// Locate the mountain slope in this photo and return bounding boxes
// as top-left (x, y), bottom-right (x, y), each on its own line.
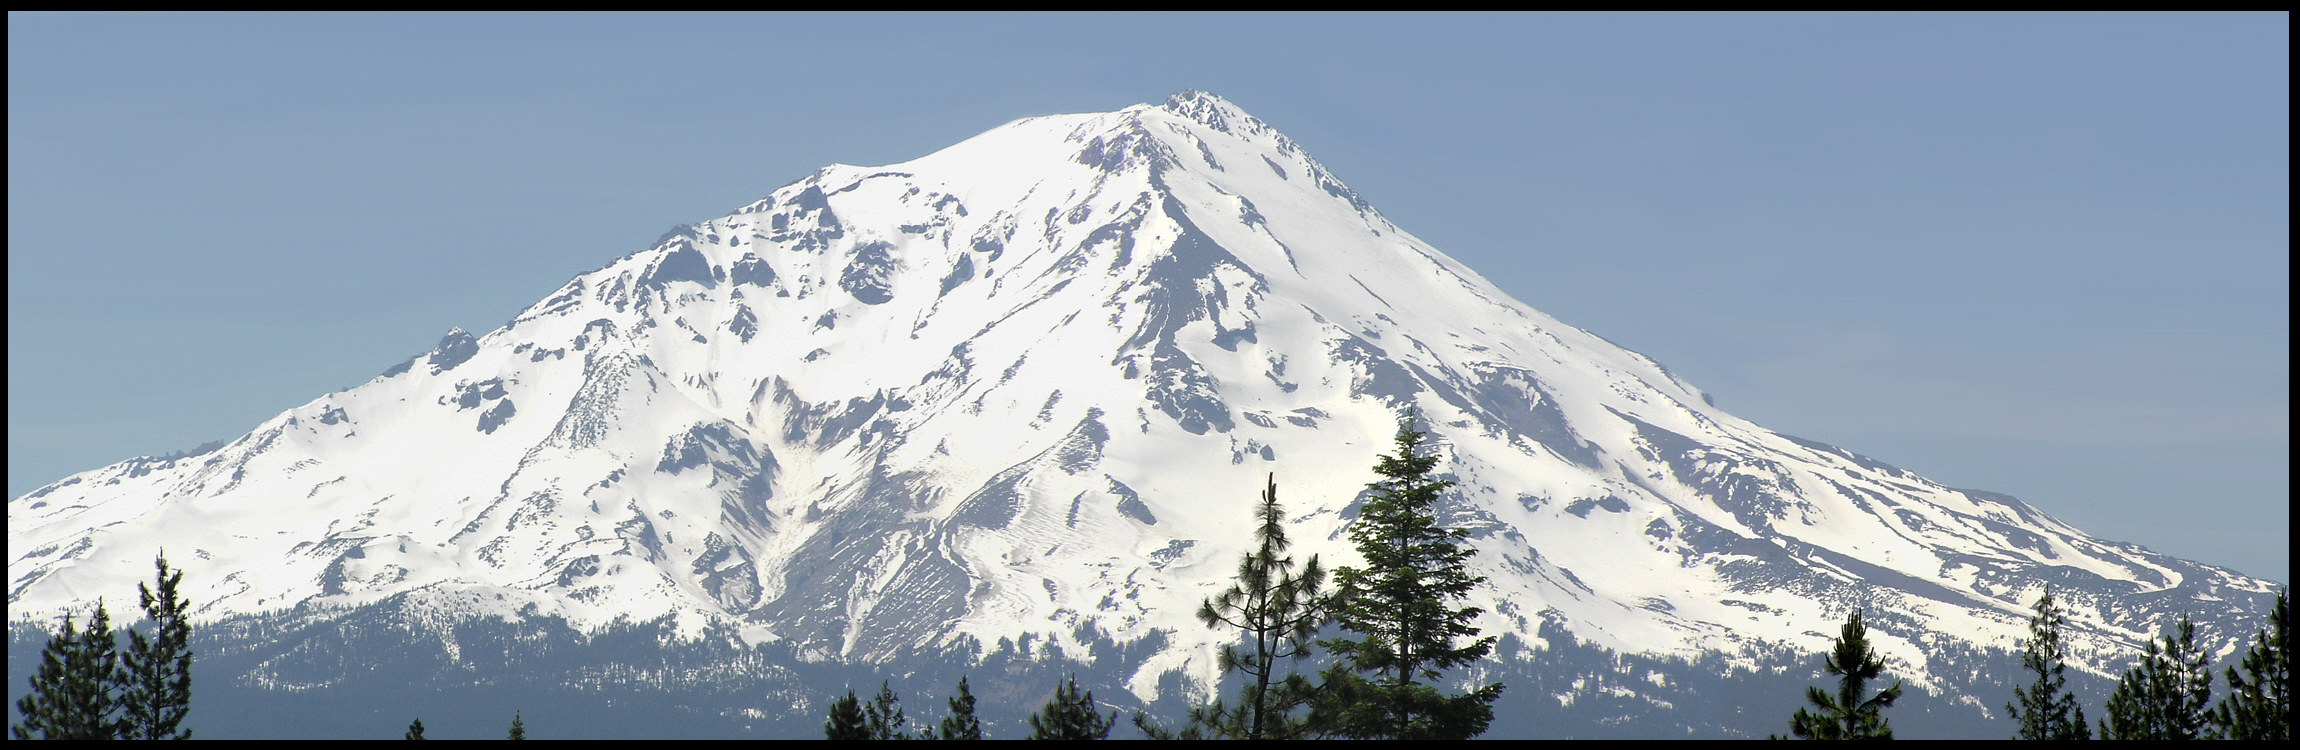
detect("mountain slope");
top-left (10, 93), bottom-right (2277, 708)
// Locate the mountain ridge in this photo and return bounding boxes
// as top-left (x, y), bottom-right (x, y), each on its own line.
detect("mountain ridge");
top-left (11, 92), bottom-right (2277, 716)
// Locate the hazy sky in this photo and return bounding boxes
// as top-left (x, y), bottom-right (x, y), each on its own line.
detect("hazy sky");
top-left (9, 12), bottom-right (2287, 581)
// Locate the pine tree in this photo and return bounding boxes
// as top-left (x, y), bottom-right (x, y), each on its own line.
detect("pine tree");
top-left (12, 612), bottom-right (84, 740)
top-left (2099, 665), bottom-right (2149, 740)
top-left (825, 689), bottom-right (869, 740)
top-left (1185, 473), bottom-right (1327, 739)
top-left (1026, 674), bottom-right (1114, 740)
top-left (2008, 588), bottom-right (2089, 739)
top-left (1129, 711), bottom-right (1208, 741)
top-left (1786, 610), bottom-right (1904, 740)
top-left (121, 553), bottom-right (194, 740)
top-left (865, 681), bottom-right (909, 740)
top-left (508, 711), bottom-right (525, 740)
top-left (1315, 412), bottom-right (1502, 740)
top-left (11, 602), bottom-right (125, 740)
top-left (938, 676), bottom-right (983, 740)
top-left (2098, 614), bottom-right (2213, 740)
top-left (2209, 589), bottom-right (2288, 740)
top-left (404, 717), bottom-right (426, 740)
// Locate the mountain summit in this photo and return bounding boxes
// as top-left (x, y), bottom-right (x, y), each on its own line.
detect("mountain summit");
top-left (9, 92), bottom-right (2276, 728)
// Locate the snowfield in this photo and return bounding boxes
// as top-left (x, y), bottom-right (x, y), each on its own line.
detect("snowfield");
top-left (11, 92), bottom-right (2277, 705)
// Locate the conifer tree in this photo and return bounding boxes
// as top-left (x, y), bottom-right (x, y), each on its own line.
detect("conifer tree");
top-left (121, 553), bottom-right (194, 740)
top-left (938, 676), bottom-right (983, 740)
top-left (12, 611), bottom-right (85, 740)
top-left (825, 689), bottom-right (869, 740)
top-left (2098, 614), bottom-right (2213, 740)
top-left (1026, 674), bottom-right (1114, 740)
top-left (1315, 412), bottom-right (1502, 740)
top-left (865, 681), bottom-right (909, 740)
top-left (1129, 711), bottom-right (1208, 741)
top-left (2210, 589), bottom-right (2288, 740)
top-left (11, 602), bottom-right (125, 740)
top-left (1187, 473), bottom-right (1328, 739)
top-left (2099, 669), bottom-right (2144, 739)
top-left (508, 711), bottom-right (525, 740)
top-left (1786, 610), bottom-right (1904, 740)
top-left (404, 717), bottom-right (426, 740)
top-left (2008, 588), bottom-right (2089, 739)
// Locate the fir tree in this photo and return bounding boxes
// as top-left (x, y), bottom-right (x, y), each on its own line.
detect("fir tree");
top-left (404, 717), bottom-right (426, 740)
top-left (865, 681), bottom-right (909, 740)
top-left (1129, 712), bottom-right (1208, 741)
top-left (12, 611), bottom-right (86, 740)
top-left (11, 602), bottom-right (125, 740)
top-left (938, 676), bottom-right (983, 740)
top-left (1786, 610), bottom-right (1904, 740)
top-left (1315, 412), bottom-right (1502, 740)
top-left (1026, 674), bottom-right (1114, 740)
top-left (2098, 614), bottom-right (2213, 740)
top-left (2099, 670), bottom-right (2145, 739)
top-left (508, 712), bottom-right (525, 740)
top-left (2209, 589), bottom-right (2288, 740)
top-left (1186, 473), bottom-right (1328, 739)
top-left (2008, 588), bottom-right (2089, 739)
top-left (825, 689), bottom-right (869, 740)
top-left (121, 553), bottom-right (194, 740)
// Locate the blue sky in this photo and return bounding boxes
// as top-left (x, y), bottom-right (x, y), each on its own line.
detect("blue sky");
top-left (8, 12), bottom-right (2287, 580)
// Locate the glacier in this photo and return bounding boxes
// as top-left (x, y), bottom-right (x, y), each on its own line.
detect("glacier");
top-left (8, 92), bottom-right (2279, 738)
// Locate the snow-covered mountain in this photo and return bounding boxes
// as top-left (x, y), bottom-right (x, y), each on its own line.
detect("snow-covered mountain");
top-left (9, 92), bottom-right (2277, 715)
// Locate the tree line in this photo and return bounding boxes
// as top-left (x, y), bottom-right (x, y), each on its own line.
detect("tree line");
top-left (11, 555), bottom-right (193, 740)
top-left (1768, 586), bottom-right (2288, 740)
top-left (12, 415), bottom-right (2289, 739)
top-left (818, 413), bottom-right (1507, 739)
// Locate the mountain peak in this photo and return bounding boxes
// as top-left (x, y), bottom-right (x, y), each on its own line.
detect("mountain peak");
top-left (10, 96), bottom-right (2279, 718)
top-left (1156, 90), bottom-right (1269, 137)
